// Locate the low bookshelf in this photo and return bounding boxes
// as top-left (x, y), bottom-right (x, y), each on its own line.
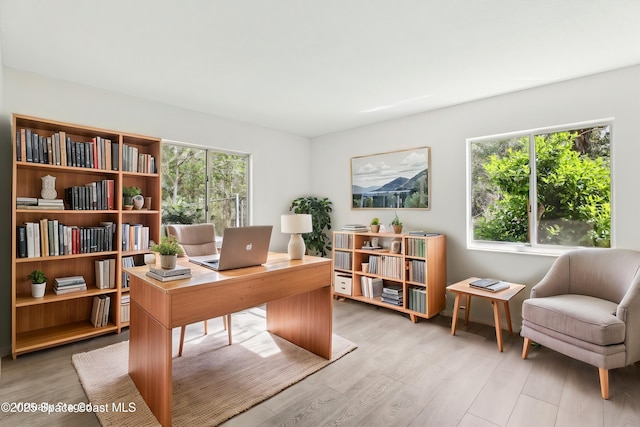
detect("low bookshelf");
top-left (332, 230), bottom-right (446, 322)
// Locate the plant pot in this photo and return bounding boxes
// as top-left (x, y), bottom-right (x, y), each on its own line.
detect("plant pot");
top-left (123, 196), bottom-right (133, 207)
top-left (392, 225), bottom-right (403, 234)
top-left (160, 254), bottom-right (177, 269)
top-left (370, 224), bottom-right (380, 233)
top-left (31, 282), bottom-right (46, 298)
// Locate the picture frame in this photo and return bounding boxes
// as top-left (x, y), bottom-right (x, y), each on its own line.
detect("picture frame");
top-left (390, 239), bottom-right (402, 254)
top-left (351, 147), bottom-right (431, 210)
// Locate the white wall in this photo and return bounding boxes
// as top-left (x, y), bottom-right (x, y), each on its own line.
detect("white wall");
top-left (3, 68), bottom-right (312, 252)
top-left (311, 65), bottom-right (640, 328)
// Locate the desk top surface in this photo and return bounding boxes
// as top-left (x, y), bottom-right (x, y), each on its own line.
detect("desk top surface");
top-left (125, 252), bottom-right (331, 293)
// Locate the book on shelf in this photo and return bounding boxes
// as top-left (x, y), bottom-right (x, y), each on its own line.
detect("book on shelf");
top-left (469, 278), bottom-right (510, 292)
top-left (54, 275), bottom-right (86, 286)
top-left (342, 224), bottom-right (368, 231)
top-left (95, 259), bottom-right (116, 289)
top-left (53, 284), bottom-right (87, 295)
top-left (90, 295), bottom-right (111, 327)
top-left (16, 197), bottom-right (37, 206)
top-left (408, 231), bottom-right (441, 236)
top-left (146, 271), bottom-right (192, 282)
top-left (360, 276), bottom-right (383, 298)
top-left (148, 265), bottom-right (191, 277)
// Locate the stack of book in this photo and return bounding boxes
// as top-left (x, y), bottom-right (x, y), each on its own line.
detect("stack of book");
top-left (90, 295), bottom-right (111, 327)
top-left (342, 224), bottom-right (368, 232)
top-left (360, 276), bottom-right (383, 298)
top-left (146, 266), bottom-right (192, 282)
top-left (53, 275), bottom-right (87, 295)
top-left (381, 284), bottom-right (403, 306)
top-left (16, 197), bottom-right (37, 207)
top-left (469, 278), bottom-right (510, 292)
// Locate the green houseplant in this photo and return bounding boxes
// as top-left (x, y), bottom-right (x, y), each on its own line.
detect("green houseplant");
top-left (370, 217), bottom-right (380, 233)
top-left (28, 269), bottom-right (47, 298)
top-left (289, 196), bottom-right (333, 257)
top-left (122, 186), bottom-right (142, 208)
top-left (391, 212), bottom-right (403, 234)
top-left (152, 235), bottom-right (184, 269)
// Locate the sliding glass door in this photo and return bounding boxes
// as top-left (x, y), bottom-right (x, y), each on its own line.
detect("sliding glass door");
top-left (161, 142), bottom-right (249, 237)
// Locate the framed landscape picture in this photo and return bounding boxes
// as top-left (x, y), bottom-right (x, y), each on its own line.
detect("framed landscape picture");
top-left (351, 147), bottom-right (431, 210)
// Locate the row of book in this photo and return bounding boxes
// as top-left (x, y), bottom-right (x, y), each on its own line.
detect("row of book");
top-left (16, 128), bottom-right (119, 171)
top-left (360, 276), bottom-right (383, 298)
top-left (121, 294), bottom-right (130, 322)
top-left (381, 284), bottom-right (403, 306)
top-left (95, 259), bottom-right (116, 289)
top-left (122, 143), bottom-right (156, 173)
top-left (90, 295), bottom-right (111, 327)
top-left (121, 256), bottom-right (135, 288)
top-left (334, 233), bottom-right (354, 249)
top-left (406, 237), bottom-right (427, 257)
top-left (65, 179), bottom-right (115, 211)
top-left (407, 286), bottom-right (427, 313)
top-left (334, 251), bottom-right (352, 270)
top-left (122, 223), bottom-right (150, 251)
top-left (367, 254), bottom-right (403, 280)
top-left (407, 259), bottom-right (426, 284)
top-left (53, 275), bottom-right (87, 295)
top-left (17, 220), bottom-right (115, 258)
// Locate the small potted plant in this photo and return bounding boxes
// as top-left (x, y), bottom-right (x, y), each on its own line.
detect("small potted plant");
top-left (122, 186), bottom-right (142, 209)
top-left (391, 213), bottom-right (403, 234)
top-left (28, 269), bottom-right (47, 298)
top-left (152, 235), bottom-right (184, 269)
top-left (370, 217), bottom-right (380, 233)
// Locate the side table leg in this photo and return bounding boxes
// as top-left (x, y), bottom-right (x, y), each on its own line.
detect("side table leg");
top-left (451, 293), bottom-right (461, 335)
top-left (492, 300), bottom-right (504, 352)
top-left (464, 294), bottom-right (471, 325)
top-left (503, 301), bottom-right (513, 335)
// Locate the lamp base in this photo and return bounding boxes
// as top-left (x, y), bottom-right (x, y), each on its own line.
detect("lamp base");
top-left (288, 234), bottom-right (306, 260)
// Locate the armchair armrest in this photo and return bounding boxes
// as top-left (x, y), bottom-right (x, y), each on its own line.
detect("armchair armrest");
top-left (530, 254), bottom-right (571, 298)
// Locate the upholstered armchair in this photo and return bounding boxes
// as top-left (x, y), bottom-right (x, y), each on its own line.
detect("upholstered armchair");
top-left (166, 224), bottom-right (232, 355)
top-left (521, 248), bottom-right (640, 399)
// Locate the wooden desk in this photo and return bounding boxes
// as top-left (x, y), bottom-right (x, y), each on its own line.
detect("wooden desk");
top-left (126, 253), bottom-right (332, 427)
top-left (447, 278), bottom-right (526, 352)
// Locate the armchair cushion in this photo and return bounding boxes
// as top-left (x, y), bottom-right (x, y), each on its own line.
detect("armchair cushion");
top-left (522, 294), bottom-right (624, 346)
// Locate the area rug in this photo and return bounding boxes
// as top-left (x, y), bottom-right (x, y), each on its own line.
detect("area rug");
top-left (72, 310), bottom-right (357, 426)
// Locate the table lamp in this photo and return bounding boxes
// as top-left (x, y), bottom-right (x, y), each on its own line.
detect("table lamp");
top-left (281, 214), bottom-right (312, 259)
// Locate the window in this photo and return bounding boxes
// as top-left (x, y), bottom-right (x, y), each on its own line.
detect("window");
top-left (467, 120), bottom-right (612, 253)
top-left (161, 142), bottom-right (249, 236)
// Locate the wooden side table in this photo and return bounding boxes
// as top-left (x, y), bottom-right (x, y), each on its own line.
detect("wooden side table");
top-left (447, 278), bottom-right (526, 352)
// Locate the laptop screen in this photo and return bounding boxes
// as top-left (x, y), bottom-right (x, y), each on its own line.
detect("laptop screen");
top-left (189, 225), bottom-right (272, 271)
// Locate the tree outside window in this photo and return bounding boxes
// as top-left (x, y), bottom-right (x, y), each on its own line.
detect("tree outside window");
top-left (469, 121), bottom-right (611, 251)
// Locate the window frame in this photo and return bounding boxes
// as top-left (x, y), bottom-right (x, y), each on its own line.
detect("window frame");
top-left (466, 118), bottom-right (614, 256)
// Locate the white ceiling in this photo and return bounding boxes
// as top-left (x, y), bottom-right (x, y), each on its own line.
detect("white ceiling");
top-left (1, 0), bottom-right (640, 138)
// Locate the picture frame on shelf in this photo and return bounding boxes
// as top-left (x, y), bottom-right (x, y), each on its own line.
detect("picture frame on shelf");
top-left (351, 146), bottom-right (431, 210)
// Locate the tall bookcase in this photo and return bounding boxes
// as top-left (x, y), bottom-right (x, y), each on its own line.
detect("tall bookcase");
top-left (332, 231), bottom-right (446, 322)
top-left (10, 114), bottom-right (161, 358)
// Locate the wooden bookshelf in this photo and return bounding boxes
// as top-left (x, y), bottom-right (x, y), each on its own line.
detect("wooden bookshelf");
top-left (11, 114), bottom-right (161, 358)
top-left (332, 231), bottom-right (446, 322)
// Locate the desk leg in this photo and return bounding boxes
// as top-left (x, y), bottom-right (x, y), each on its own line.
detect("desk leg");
top-left (267, 286), bottom-right (332, 359)
top-left (503, 301), bottom-right (513, 335)
top-left (451, 293), bottom-right (461, 335)
top-left (129, 301), bottom-right (173, 426)
top-left (491, 300), bottom-right (504, 352)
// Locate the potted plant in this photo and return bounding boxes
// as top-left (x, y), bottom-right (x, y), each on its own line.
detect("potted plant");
top-left (122, 186), bottom-right (142, 209)
top-left (28, 269), bottom-right (47, 298)
top-left (289, 196), bottom-right (333, 257)
top-left (370, 217), bottom-right (380, 233)
top-left (152, 235), bottom-right (184, 269)
top-left (391, 213), bottom-right (403, 234)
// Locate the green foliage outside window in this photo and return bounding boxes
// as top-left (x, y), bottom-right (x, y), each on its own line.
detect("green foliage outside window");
top-left (472, 125), bottom-right (611, 248)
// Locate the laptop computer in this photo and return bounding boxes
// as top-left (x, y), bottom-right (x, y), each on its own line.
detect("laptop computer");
top-left (188, 225), bottom-right (273, 271)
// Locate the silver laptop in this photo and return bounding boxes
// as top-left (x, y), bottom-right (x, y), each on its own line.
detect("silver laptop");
top-left (189, 225), bottom-right (272, 271)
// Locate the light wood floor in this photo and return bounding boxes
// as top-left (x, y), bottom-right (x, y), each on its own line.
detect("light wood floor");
top-left (1, 299), bottom-right (639, 426)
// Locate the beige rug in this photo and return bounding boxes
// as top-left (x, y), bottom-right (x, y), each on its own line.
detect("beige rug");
top-left (72, 310), bottom-right (356, 426)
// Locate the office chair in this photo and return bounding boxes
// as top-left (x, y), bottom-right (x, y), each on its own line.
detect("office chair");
top-left (166, 223), bottom-right (232, 356)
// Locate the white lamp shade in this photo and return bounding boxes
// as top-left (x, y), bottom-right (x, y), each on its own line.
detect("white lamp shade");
top-left (281, 214), bottom-right (312, 234)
